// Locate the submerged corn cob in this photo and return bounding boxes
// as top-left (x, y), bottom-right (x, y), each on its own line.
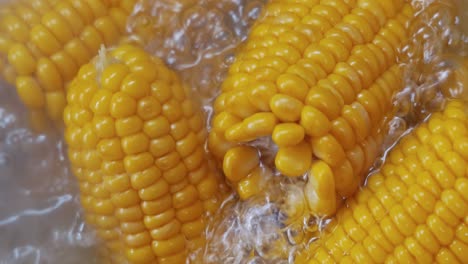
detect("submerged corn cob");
top-left (0, 0), bottom-right (135, 130)
top-left (208, 0), bottom-right (414, 215)
top-left (64, 44), bottom-right (224, 263)
top-left (297, 100), bottom-right (468, 263)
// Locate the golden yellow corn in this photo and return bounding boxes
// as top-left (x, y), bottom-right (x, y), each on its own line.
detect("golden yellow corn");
top-left (297, 100), bottom-right (468, 264)
top-left (0, 0), bottom-right (135, 130)
top-left (208, 0), bottom-right (414, 215)
top-left (64, 44), bottom-right (224, 263)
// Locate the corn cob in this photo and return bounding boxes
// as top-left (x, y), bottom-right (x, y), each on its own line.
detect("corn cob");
top-left (64, 44), bottom-right (224, 263)
top-left (297, 100), bottom-right (468, 264)
top-left (208, 0), bottom-right (415, 214)
top-left (0, 0), bottom-right (135, 130)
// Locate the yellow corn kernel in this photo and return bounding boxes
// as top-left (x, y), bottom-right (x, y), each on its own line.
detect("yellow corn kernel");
top-left (270, 93), bottom-right (304, 122)
top-left (311, 134), bottom-right (346, 167)
top-left (305, 161), bottom-right (336, 217)
top-left (45, 91), bottom-right (67, 121)
top-left (223, 146), bottom-right (259, 182)
top-left (81, 25), bottom-right (105, 53)
top-left (242, 112), bottom-right (278, 139)
top-left (236, 167), bottom-right (265, 200)
top-left (0, 0), bottom-right (137, 130)
top-left (36, 57), bottom-right (63, 92)
top-left (272, 123), bottom-right (305, 147)
top-left (300, 105), bottom-right (331, 137)
top-left (31, 24), bottom-right (62, 55)
top-left (7, 43), bottom-right (36, 75)
top-left (41, 11), bottom-right (74, 44)
top-left (125, 246), bottom-right (155, 263)
top-left (209, 1), bottom-right (414, 215)
top-left (64, 44), bottom-right (224, 264)
top-left (94, 16), bottom-right (120, 45)
top-left (275, 141), bottom-right (313, 177)
top-left (2, 14), bottom-right (30, 42)
top-left (16, 76), bottom-right (44, 108)
top-left (54, 2), bottom-right (83, 35)
top-left (110, 92), bottom-right (137, 119)
top-left (50, 51), bottom-right (79, 82)
top-left (298, 100), bottom-right (468, 264)
top-left (305, 83), bottom-right (344, 120)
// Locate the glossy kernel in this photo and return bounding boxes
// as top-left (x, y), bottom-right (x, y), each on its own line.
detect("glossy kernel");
top-left (110, 92), bottom-right (137, 119)
top-left (300, 105), bottom-right (330, 137)
top-left (270, 94), bottom-right (304, 122)
top-left (223, 146), bottom-right (259, 182)
top-left (8, 44), bottom-right (36, 75)
top-left (311, 134), bottom-right (346, 167)
top-left (275, 141), bottom-right (312, 177)
top-left (305, 161), bottom-right (337, 216)
top-left (272, 123), bottom-right (305, 147)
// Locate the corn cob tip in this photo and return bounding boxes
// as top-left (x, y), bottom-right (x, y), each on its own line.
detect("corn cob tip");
top-left (209, 0), bottom-right (415, 223)
top-left (65, 44), bottom-right (224, 263)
